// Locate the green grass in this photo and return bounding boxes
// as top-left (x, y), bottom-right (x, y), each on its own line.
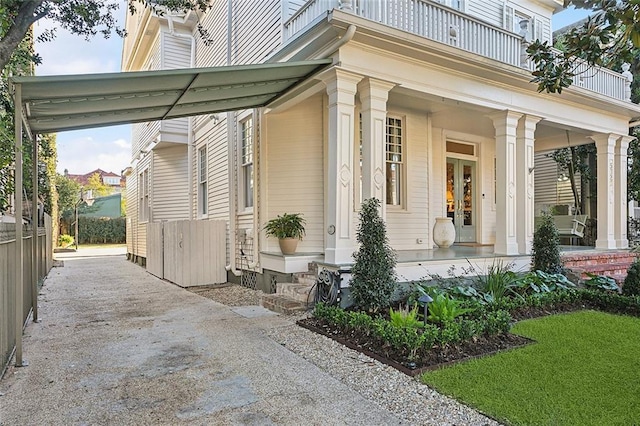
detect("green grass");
top-left (421, 310), bottom-right (640, 425)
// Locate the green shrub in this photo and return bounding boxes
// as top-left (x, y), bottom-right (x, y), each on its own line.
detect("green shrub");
top-left (623, 258), bottom-right (640, 296)
top-left (482, 310), bottom-right (512, 335)
top-left (473, 260), bottom-right (517, 303)
top-left (427, 293), bottom-right (475, 324)
top-left (350, 198), bottom-right (397, 313)
top-left (585, 273), bottom-right (619, 293)
top-left (77, 217), bottom-right (125, 244)
top-left (389, 305), bottom-right (423, 329)
top-left (531, 212), bottom-right (563, 274)
top-left (58, 234), bottom-right (74, 247)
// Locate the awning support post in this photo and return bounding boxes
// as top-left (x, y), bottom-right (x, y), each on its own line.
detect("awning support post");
top-left (14, 83), bottom-right (26, 367)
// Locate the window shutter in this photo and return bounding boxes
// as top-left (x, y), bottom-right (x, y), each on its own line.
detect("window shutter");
top-left (534, 17), bottom-right (544, 42)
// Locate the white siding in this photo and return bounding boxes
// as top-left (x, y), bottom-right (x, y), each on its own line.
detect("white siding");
top-left (467, 0), bottom-right (504, 27)
top-left (231, 0), bottom-right (282, 65)
top-left (126, 172), bottom-right (137, 255)
top-left (195, 1), bottom-right (229, 68)
top-left (152, 145), bottom-right (190, 221)
top-left (264, 95), bottom-right (325, 253)
top-left (534, 151), bottom-right (582, 212)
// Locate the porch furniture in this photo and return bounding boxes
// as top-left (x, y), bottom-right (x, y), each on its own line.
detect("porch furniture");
top-left (535, 215), bottom-right (588, 244)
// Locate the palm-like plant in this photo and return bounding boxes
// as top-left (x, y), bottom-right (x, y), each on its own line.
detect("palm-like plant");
top-left (264, 213), bottom-right (306, 240)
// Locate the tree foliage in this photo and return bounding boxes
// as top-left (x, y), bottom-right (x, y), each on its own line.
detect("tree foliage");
top-left (528, 1), bottom-right (640, 94)
top-left (86, 172), bottom-right (114, 197)
top-left (349, 198), bottom-right (397, 313)
top-left (0, 0), bottom-right (215, 72)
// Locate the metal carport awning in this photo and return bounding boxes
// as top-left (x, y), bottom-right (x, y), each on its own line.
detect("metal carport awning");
top-left (11, 59), bottom-right (332, 134)
top-left (8, 58), bottom-right (332, 367)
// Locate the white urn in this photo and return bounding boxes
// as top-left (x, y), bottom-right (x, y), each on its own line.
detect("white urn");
top-left (433, 217), bottom-right (456, 248)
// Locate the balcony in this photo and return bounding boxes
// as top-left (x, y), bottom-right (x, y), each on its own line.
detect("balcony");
top-left (284, 0), bottom-right (630, 102)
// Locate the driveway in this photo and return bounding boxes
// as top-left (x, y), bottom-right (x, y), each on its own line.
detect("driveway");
top-left (0, 248), bottom-right (403, 425)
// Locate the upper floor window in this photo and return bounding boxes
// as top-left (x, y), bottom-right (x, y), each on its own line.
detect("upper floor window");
top-left (198, 146), bottom-right (207, 216)
top-left (386, 116), bottom-right (404, 207)
top-left (240, 116), bottom-right (254, 209)
top-left (138, 168), bottom-right (149, 222)
top-left (504, 4), bottom-right (544, 42)
top-left (434, 0), bottom-right (464, 11)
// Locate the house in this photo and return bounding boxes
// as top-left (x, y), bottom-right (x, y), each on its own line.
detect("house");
top-left (65, 168), bottom-right (124, 193)
top-left (121, 0), bottom-right (639, 291)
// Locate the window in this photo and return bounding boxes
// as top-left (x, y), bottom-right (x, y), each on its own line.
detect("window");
top-left (504, 4), bottom-right (544, 42)
top-left (198, 146), bottom-right (207, 216)
top-left (240, 117), bottom-right (253, 209)
top-left (434, 0), bottom-right (464, 10)
top-left (138, 169), bottom-right (149, 222)
top-left (385, 117), bottom-right (403, 206)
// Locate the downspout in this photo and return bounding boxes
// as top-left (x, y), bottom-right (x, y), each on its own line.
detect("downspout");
top-left (167, 16), bottom-right (196, 220)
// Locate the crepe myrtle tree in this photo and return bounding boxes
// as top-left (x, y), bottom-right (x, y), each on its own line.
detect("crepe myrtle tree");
top-left (527, 0), bottom-right (640, 95)
top-left (0, 0), bottom-right (215, 73)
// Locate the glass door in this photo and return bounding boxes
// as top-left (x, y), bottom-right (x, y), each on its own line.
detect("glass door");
top-left (446, 158), bottom-right (476, 243)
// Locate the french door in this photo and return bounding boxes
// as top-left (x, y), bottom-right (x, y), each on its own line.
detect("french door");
top-left (446, 158), bottom-right (476, 243)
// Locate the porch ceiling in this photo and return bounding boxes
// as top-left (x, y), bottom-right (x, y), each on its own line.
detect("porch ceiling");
top-left (10, 59), bottom-right (332, 135)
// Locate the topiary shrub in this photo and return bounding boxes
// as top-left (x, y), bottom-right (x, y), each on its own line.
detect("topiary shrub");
top-left (531, 212), bottom-right (563, 274)
top-left (349, 198), bottom-right (397, 313)
top-left (623, 258), bottom-right (640, 296)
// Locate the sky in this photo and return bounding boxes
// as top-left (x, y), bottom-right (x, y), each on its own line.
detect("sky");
top-left (33, 4), bottom-right (131, 177)
top-left (31, 3), bottom-right (590, 177)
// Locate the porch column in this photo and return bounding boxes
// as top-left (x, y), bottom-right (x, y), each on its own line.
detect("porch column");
top-left (490, 110), bottom-right (523, 255)
top-left (358, 77), bottom-right (395, 218)
top-left (590, 133), bottom-right (617, 249)
top-left (321, 68), bottom-right (362, 264)
top-left (516, 114), bottom-right (542, 254)
top-left (615, 135), bottom-right (634, 248)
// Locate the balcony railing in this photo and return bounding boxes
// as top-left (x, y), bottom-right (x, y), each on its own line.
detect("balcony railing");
top-left (284, 0), bottom-right (630, 102)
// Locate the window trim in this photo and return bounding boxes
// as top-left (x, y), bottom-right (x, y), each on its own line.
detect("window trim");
top-left (385, 114), bottom-right (406, 209)
top-left (238, 114), bottom-right (254, 212)
top-left (198, 145), bottom-right (208, 218)
top-left (138, 168), bottom-right (149, 223)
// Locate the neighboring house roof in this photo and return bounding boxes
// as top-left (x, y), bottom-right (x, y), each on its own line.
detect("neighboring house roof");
top-left (65, 168), bottom-right (122, 187)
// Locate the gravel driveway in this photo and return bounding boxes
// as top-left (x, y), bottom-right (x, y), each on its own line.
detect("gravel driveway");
top-left (0, 248), bottom-right (497, 425)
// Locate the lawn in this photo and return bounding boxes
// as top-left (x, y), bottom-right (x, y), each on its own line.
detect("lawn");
top-left (421, 310), bottom-right (640, 425)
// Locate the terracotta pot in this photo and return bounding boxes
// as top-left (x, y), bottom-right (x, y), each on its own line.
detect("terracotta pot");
top-left (278, 237), bottom-right (299, 255)
top-left (433, 217), bottom-right (456, 248)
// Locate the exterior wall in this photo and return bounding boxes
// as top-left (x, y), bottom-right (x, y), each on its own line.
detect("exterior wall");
top-left (231, 0), bottom-right (282, 65)
top-left (152, 145), bottom-right (189, 221)
top-left (264, 94), bottom-right (325, 254)
top-left (534, 150), bottom-right (583, 213)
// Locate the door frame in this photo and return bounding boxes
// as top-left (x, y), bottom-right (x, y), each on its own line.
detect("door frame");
top-left (445, 139), bottom-right (479, 244)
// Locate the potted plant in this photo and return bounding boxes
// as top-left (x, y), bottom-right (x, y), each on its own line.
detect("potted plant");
top-left (264, 213), bottom-right (306, 255)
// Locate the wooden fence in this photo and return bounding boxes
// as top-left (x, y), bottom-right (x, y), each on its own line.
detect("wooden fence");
top-left (146, 220), bottom-right (227, 287)
top-left (1, 214), bottom-right (53, 376)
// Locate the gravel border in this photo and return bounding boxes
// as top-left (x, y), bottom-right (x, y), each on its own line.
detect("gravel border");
top-left (197, 283), bottom-right (500, 425)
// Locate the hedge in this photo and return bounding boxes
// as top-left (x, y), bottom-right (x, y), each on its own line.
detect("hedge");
top-left (76, 217), bottom-right (125, 244)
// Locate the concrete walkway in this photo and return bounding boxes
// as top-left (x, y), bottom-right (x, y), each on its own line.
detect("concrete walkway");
top-left (0, 249), bottom-right (403, 425)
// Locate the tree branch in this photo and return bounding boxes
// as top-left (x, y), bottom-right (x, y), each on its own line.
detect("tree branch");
top-left (0, 0), bottom-right (45, 71)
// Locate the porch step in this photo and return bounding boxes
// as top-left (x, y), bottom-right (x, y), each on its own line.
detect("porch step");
top-left (562, 251), bottom-right (638, 284)
top-left (275, 282), bottom-right (316, 304)
top-left (261, 294), bottom-right (311, 315)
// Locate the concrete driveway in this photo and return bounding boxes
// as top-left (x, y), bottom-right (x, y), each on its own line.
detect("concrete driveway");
top-left (0, 248), bottom-right (403, 425)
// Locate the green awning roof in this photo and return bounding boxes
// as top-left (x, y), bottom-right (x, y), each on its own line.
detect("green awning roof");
top-left (11, 59), bottom-right (332, 134)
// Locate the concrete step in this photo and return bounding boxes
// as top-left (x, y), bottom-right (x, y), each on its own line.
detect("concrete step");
top-left (261, 294), bottom-right (310, 315)
top-left (275, 282), bottom-right (316, 304)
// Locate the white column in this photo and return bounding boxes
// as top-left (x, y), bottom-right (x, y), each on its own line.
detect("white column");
top-left (615, 135), bottom-right (634, 249)
top-left (358, 78), bottom-right (395, 218)
top-left (490, 110), bottom-right (523, 255)
top-left (516, 114), bottom-right (542, 254)
top-left (591, 133), bottom-right (617, 249)
top-left (321, 68), bottom-right (362, 265)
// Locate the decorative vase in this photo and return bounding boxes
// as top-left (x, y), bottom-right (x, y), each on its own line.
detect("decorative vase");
top-left (433, 217), bottom-right (455, 248)
top-left (278, 238), bottom-right (298, 255)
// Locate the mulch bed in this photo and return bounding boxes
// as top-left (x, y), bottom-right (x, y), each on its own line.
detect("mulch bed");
top-left (297, 317), bottom-right (533, 377)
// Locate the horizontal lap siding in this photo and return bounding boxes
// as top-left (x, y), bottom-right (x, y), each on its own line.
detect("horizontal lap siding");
top-left (126, 172), bottom-right (137, 255)
top-left (534, 151), bottom-right (582, 210)
top-left (386, 109), bottom-right (429, 250)
top-left (195, 1), bottom-right (228, 68)
top-left (152, 145), bottom-right (189, 221)
top-left (232, 0), bottom-right (281, 65)
top-left (467, 0), bottom-right (503, 27)
top-left (265, 95), bottom-right (324, 253)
